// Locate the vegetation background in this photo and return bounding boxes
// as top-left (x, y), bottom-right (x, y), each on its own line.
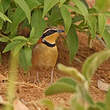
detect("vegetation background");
top-left (0, 0), bottom-right (110, 110)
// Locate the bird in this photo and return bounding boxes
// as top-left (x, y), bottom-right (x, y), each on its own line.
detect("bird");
top-left (31, 28), bottom-right (64, 83)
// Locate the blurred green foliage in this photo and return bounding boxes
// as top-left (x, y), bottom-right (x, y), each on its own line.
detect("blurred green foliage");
top-left (0, 0), bottom-right (110, 70)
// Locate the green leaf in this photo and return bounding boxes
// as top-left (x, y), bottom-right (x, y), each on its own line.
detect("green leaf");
top-left (57, 64), bottom-right (85, 83)
top-left (13, 41), bottom-right (26, 56)
top-left (40, 99), bottom-right (54, 110)
top-left (95, 0), bottom-right (110, 12)
top-left (72, 0), bottom-right (88, 18)
top-left (48, 6), bottom-right (62, 26)
top-left (82, 49), bottom-right (110, 81)
top-left (60, 5), bottom-right (72, 33)
top-left (0, 37), bottom-right (10, 42)
top-left (3, 41), bottom-right (21, 53)
top-left (66, 25), bottom-right (78, 61)
top-left (45, 82), bottom-right (76, 96)
top-left (88, 106), bottom-right (102, 110)
top-left (19, 47), bottom-right (32, 71)
top-left (10, 8), bottom-right (26, 36)
top-left (1, 0), bottom-right (10, 12)
top-left (82, 88), bottom-right (94, 105)
top-left (87, 15), bottom-right (97, 38)
top-left (24, 47), bottom-right (32, 67)
top-left (0, 11), bottom-right (12, 23)
top-left (59, 0), bottom-right (66, 6)
top-left (66, 5), bottom-right (82, 15)
top-left (14, 0), bottom-right (31, 23)
top-left (105, 90), bottom-right (110, 110)
top-left (98, 14), bottom-right (106, 36)
top-left (43, 0), bottom-right (59, 17)
top-left (12, 36), bottom-right (28, 41)
top-left (80, 0), bottom-right (89, 8)
top-left (56, 77), bottom-right (77, 87)
top-left (96, 102), bottom-right (106, 110)
top-left (31, 9), bottom-right (46, 43)
top-left (72, 15), bottom-right (84, 23)
top-left (71, 98), bottom-right (85, 110)
top-left (103, 29), bottom-right (110, 48)
top-left (0, 19), bottom-right (3, 29)
top-left (25, 0), bottom-right (41, 10)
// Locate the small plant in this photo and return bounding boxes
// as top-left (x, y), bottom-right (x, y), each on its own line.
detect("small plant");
top-left (40, 49), bottom-right (110, 110)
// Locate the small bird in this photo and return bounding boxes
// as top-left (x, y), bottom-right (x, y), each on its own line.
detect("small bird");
top-left (31, 28), bottom-right (64, 83)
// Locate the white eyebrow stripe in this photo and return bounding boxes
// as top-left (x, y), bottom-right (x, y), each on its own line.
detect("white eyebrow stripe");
top-left (43, 28), bottom-right (57, 34)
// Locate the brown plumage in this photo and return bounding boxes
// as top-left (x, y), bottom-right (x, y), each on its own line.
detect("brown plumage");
top-left (31, 28), bottom-right (64, 83)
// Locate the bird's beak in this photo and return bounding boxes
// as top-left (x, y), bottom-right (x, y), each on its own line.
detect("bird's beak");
top-left (57, 30), bottom-right (64, 33)
top-left (57, 29), bottom-right (65, 38)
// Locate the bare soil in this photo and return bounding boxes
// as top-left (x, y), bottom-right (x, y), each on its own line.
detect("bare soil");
top-left (0, 31), bottom-right (110, 110)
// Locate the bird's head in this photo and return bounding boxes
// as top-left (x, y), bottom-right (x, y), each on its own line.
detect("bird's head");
top-left (38, 28), bottom-right (64, 47)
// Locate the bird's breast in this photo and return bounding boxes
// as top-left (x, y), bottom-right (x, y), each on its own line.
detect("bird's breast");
top-left (32, 43), bottom-right (58, 70)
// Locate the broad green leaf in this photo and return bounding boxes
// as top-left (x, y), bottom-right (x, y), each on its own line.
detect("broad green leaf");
top-left (40, 99), bottom-right (54, 110)
top-left (31, 9), bottom-right (46, 44)
top-left (3, 41), bottom-right (21, 53)
top-left (103, 29), bottom-right (110, 48)
top-left (19, 47), bottom-right (32, 71)
top-left (95, 0), bottom-right (110, 12)
top-left (0, 37), bottom-right (10, 42)
top-left (43, 0), bottom-right (59, 17)
top-left (25, 0), bottom-right (41, 10)
top-left (71, 98), bottom-right (85, 110)
top-left (80, 0), bottom-right (89, 8)
top-left (24, 47), bottom-right (32, 67)
top-left (10, 8), bottom-right (26, 36)
top-left (98, 14), bottom-right (106, 36)
top-left (13, 41), bottom-right (26, 56)
top-left (29, 27), bottom-right (35, 39)
top-left (88, 106), bottom-right (102, 110)
top-left (0, 11), bottom-right (12, 23)
top-left (59, 0), bottom-right (66, 6)
top-left (105, 90), bottom-right (110, 110)
top-left (81, 88), bottom-right (94, 105)
top-left (14, 0), bottom-right (31, 23)
top-left (66, 25), bottom-right (78, 61)
top-left (57, 64), bottom-right (85, 83)
top-left (0, 2), bottom-right (3, 29)
top-left (56, 77), bottom-right (77, 87)
top-left (66, 5), bottom-right (82, 15)
top-left (72, 0), bottom-right (88, 18)
top-left (48, 6), bottom-right (62, 26)
top-left (1, 0), bottom-right (10, 12)
top-left (104, 11), bottom-right (110, 17)
top-left (60, 5), bottom-right (72, 33)
top-left (29, 27), bottom-right (36, 43)
top-left (38, 0), bottom-right (44, 4)
top-left (19, 48), bottom-right (27, 71)
top-left (0, 19), bottom-right (3, 29)
top-left (87, 15), bottom-right (97, 38)
top-left (12, 36), bottom-right (28, 41)
top-left (45, 82), bottom-right (76, 96)
top-left (82, 49), bottom-right (110, 81)
top-left (72, 15), bottom-right (84, 23)
top-left (96, 102), bottom-right (106, 110)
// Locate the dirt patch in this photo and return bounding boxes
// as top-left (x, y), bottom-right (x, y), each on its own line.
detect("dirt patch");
top-left (0, 32), bottom-right (110, 109)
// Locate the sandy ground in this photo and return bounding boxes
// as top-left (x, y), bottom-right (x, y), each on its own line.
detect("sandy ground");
top-left (0, 31), bottom-right (110, 110)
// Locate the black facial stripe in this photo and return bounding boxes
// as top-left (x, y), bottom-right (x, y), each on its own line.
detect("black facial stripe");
top-left (42, 40), bottom-right (56, 47)
top-left (41, 30), bottom-right (57, 39)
